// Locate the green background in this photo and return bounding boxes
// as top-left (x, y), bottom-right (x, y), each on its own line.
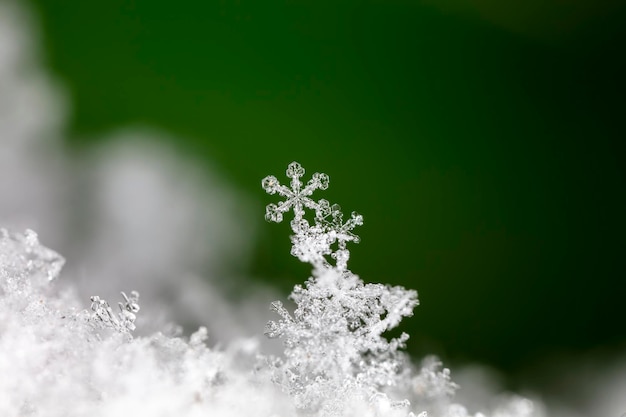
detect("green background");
top-left (28, 0), bottom-right (625, 381)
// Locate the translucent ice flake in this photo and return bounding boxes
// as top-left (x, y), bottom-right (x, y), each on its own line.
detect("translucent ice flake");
top-left (262, 162), bottom-right (361, 271)
top-left (88, 291), bottom-right (141, 336)
top-left (0, 228), bottom-right (65, 292)
top-left (261, 163), bottom-right (418, 416)
top-left (262, 162), bottom-right (330, 225)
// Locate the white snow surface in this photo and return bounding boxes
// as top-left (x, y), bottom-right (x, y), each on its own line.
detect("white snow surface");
top-left (0, 224), bottom-right (539, 417)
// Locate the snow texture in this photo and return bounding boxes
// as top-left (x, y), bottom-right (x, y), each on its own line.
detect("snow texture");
top-left (1, 1), bottom-right (621, 416)
top-left (0, 166), bottom-right (543, 417)
top-left (262, 162), bottom-right (362, 272)
top-left (0, 228), bottom-right (288, 417)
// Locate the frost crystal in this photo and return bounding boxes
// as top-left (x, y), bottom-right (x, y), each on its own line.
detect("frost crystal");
top-left (262, 162), bottom-right (419, 416)
top-left (262, 161), bottom-right (362, 271)
top-left (89, 291), bottom-right (141, 335)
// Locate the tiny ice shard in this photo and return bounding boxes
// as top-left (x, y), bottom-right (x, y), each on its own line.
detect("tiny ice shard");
top-left (89, 291), bottom-right (141, 335)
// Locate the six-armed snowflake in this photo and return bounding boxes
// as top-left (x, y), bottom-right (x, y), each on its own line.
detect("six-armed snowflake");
top-left (262, 162), bottom-right (363, 271)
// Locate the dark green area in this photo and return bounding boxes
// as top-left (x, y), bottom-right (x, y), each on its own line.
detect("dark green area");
top-left (29, 0), bottom-right (625, 373)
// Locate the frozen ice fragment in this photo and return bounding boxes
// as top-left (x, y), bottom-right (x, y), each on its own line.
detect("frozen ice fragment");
top-left (89, 291), bottom-right (141, 335)
top-left (121, 290), bottom-right (140, 313)
top-left (261, 162), bottom-right (361, 270)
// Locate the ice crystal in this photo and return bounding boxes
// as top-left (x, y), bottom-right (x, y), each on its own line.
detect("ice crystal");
top-left (262, 162), bottom-right (362, 271)
top-left (262, 162), bottom-right (419, 416)
top-left (88, 291), bottom-right (140, 336)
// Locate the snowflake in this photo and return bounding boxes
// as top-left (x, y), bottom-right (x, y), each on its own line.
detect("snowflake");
top-left (261, 161), bottom-right (329, 223)
top-left (262, 162), bottom-right (362, 271)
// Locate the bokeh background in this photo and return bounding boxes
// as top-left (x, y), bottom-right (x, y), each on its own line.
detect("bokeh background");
top-left (18, 0), bottom-right (626, 392)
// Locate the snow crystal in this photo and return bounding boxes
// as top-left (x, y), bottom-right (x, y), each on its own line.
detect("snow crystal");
top-left (88, 291), bottom-right (140, 336)
top-left (262, 161), bottom-right (362, 271)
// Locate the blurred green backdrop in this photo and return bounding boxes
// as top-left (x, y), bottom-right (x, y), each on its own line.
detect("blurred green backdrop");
top-left (28, 0), bottom-right (625, 377)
